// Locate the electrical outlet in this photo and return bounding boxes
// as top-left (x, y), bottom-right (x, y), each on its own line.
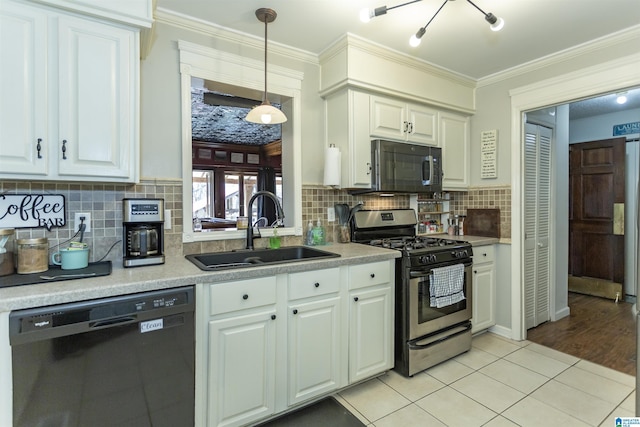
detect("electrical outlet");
top-left (74, 213), bottom-right (91, 233)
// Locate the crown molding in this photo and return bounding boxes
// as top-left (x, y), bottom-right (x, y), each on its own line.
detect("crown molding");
top-left (478, 25), bottom-right (640, 88)
top-left (154, 7), bottom-right (319, 66)
top-left (154, 7), bottom-right (640, 92)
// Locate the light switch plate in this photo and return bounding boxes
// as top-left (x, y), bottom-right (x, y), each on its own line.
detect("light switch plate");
top-left (164, 209), bottom-right (172, 229)
top-left (327, 207), bottom-right (335, 222)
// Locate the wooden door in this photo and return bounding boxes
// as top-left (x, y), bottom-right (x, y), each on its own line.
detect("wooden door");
top-left (569, 138), bottom-right (626, 297)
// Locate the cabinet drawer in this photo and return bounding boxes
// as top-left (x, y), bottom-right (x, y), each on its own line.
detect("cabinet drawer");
top-left (472, 245), bottom-right (495, 265)
top-left (209, 276), bottom-right (277, 315)
top-left (288, 268), bottom-right (340, 300)
top-left (349, 262), bottom-right (391, 290)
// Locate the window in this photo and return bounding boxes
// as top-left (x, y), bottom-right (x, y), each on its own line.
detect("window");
top-left (192, 170), bottom-right (213, 218)
top-left (179, 40), bottom-right (302, 242)
top-left (192, 169), bottom-right (282, 228)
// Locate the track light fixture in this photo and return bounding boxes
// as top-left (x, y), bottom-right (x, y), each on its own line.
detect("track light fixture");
top-left (246, 8), bottom-right (287, 125)
top-left (361, 0), bottom-right (504, 47)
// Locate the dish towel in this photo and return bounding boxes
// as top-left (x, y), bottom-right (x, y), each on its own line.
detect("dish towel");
top-left (429, 264), bottom-right (465, 308)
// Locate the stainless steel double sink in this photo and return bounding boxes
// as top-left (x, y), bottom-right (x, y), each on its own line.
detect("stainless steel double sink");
top-left (186, 246), bottom-right (340, 271)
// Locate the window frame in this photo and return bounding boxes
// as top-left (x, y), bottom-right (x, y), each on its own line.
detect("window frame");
top-left (179, 40), bottom-right (303, 243)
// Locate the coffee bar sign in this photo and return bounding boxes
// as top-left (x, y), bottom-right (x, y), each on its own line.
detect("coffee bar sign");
top-left (0, 194), bottom-right (66, 230)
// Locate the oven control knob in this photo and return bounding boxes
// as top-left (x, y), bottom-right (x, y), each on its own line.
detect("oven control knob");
top-left (419, 255), bottom-right (436, 264)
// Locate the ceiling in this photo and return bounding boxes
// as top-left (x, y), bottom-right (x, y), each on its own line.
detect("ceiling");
top-left (157, 0), bottom-right (640, 118)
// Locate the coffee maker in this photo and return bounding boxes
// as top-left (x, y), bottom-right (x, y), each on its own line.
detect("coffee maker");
top-left (123, 198), bottom-right (165, 267)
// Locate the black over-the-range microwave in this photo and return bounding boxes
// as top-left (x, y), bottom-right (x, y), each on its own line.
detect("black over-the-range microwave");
top-left (354, 139), bottom-right (443, 195)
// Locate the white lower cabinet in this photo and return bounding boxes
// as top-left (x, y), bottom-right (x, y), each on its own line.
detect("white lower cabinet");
top-left (288, 296), bottom-right (342, 404)
top-left (208, 310), bottom-right (277, 427)
top-left (205, 276), bottom-right (278, 427)
top-left (199, 260), bottom-right (394, 427)
top-left (287, 268), bottom-right (343, 405)
top-left (472, 245), bottom-right (496, 333)
top-left (349, 285), bottom-right (393, 382)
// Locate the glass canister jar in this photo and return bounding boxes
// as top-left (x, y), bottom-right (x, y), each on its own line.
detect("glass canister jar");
top-left (0, 228), bottom-right (15, 276)
top-left (17, 238), bottom-right (49, 274)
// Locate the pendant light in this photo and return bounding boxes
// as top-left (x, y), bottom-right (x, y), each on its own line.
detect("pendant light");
top-left (246, 8), bottom-right (287, 125)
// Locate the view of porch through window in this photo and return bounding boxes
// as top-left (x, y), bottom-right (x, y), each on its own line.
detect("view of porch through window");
top-left (193, 170), bottom-right (282, 228)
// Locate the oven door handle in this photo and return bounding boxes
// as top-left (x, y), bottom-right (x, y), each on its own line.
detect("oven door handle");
top-left (408, 323), bottom-right (471, 350)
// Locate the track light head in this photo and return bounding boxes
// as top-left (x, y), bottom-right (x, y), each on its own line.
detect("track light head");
top-left (360, 6), bottom-right (388, 22)
top-left (409, 27), bottom-right (426, 47)
top-left (485, 12), bottom-right (505, 31)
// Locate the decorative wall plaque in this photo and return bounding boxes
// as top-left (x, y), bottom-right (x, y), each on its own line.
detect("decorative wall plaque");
top-left (480, 130), bottom-right (498, 179)
top-left (0, 194), bottom-right (66, 230)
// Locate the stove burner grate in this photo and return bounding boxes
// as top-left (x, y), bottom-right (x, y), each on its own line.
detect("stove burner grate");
top-left (368, 236), bottom-right (462, 251)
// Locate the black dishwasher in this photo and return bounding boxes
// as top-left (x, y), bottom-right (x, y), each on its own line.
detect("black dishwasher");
top-left (9, 286), bottom-right (195, 427)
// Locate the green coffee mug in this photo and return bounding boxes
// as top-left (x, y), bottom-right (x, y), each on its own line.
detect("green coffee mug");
top-left (51, 248), bottom-right (89, 270)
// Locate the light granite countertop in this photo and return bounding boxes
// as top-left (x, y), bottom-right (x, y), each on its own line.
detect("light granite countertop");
top-left (417, 233), bottom-right (502, 246)
top-left (0, 243), bottom-right (400, 312)
top-left (460, 235), bottom-right (501, 246)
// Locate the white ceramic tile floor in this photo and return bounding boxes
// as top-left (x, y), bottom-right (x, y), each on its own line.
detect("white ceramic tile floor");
top-left (336, 332), bottom-right (636, 426)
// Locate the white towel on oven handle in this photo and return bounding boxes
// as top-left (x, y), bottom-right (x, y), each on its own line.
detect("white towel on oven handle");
top-left (429, 263), bottom-right (465, 308)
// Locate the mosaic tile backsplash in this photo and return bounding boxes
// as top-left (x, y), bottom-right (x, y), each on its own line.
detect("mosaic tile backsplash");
top-left (0, 180), bottom-right (183, 265)
top-left (301, 185), bottom-right (511, 242)
top-left (0, 180), bottom-right (511, 268)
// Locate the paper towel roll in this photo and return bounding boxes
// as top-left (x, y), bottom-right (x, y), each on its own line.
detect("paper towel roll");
top-left (323, 145), bottom-right (341, 187)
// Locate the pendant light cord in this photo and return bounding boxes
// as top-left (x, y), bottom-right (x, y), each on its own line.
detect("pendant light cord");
top-left (263, 17), bottom-right (268, 104)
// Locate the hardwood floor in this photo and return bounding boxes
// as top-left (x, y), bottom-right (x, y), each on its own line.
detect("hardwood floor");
top-left (526, 292), bottom-right (637, 376)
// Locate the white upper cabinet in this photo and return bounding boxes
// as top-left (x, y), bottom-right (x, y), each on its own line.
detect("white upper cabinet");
top-left (370, 96), bottom-right (438, 145)
top-left (0, 2), bottom-right (48, 176)
top-left (325, 90), bottom-right (373, 189)
top-left (0, 0), bottom-right (139, 183)
top-left (27, 0), bottom-right (152, 27)
top-left (440, 111), bottom-right (470, 190)
top-left (56, 15), bottom-right (137, 180)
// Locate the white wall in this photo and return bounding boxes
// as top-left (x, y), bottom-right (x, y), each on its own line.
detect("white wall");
top-left (570, 108), bottom-right (640, 143)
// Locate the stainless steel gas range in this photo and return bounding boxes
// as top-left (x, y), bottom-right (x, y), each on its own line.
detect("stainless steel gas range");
top-left (351, 209), bottom-right (473, 377)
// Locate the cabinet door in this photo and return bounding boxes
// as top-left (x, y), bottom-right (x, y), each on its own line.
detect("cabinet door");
top-left (407, 104), bottom-right (438, 145)
top-left (32, 0), bottom-right (153, 27)
top-left (349, 286), bottom-right (393, 383)
top-left (288, 296), bottom-right (342, 405)
top-left (325, 90), bottom-right (371, 188)
top-left (208, 310), bottom-right (277, 427)
top-left (472, 262), bottom-right (495, 333)
top-left (0, 2), bottom-right (48, 176)
top-left (57, 15), bottom-right (137, 181)
top-left (440, 111), bottom-right (470, 189)
top-left (370, 96), bottom-right (407, 140)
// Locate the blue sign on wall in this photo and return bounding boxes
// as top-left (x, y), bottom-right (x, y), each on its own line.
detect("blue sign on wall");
top-left (613, 121), bottom-right (640, 136)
